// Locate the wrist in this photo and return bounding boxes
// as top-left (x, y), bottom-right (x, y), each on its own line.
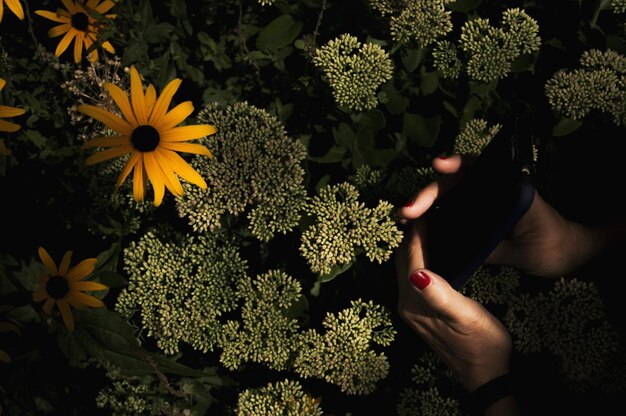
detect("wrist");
top-left (463, 373), bottom-right (521, 416)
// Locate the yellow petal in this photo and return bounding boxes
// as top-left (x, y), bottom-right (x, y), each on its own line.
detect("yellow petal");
top-left (153, 149), bottom-right (184, 197)
top-left (65, 293), bottom-right (87, 309)
top-left (104, 83), bottom-right (137, 126)
top-left (35, 10), bottom-right (69, 23)
top-left (83, 36), bottom-right (99, 63)
top-left (0, 139), bottom-right (11, 156)
top-left (71, 281), bottom-right (108, 292)
top-left (132, 158), bottom-right (146, 202)
top-left (86, 0), bottom-right (100, 9)
top-left (102, 40), bottom-right (115, 54)
top-left (154, 101), bottom-right (194, 131)
top-left (5, 0), bottom-right (24, 20)
top-left (48, 23), bottom-right (71, 38)
top-left (145, 84), bottom-right (156, 115)
top-left (61, 0), bottom-right (78, 14)
top-left (95, 0), bottom-right (117, 14)
top-left (160, 125), bottom-right (217, 143)
top-left (85, 144), bottom-right (133, 165)
top-left (0, 106), bottom-right (26, 118)
top-left (148, 78), bottom-right (182, 125)
top-left (73, 31), bottom-right (84, 63)
top-left (42, 298), bottom-right (55, 315)
top-left (55, 29), bottom-right (77, 58)
top-left (0, 79), bottom-right (5, 91)
top-left (38, 247), bottom-right (58, 276)
top-left (160, 142), bottom-right (212, 157)
top-left (157, 149), bottom-right (207, 189)
top-left (77, 104), bottom-right (133, 135)
top-left (130, 66), bottom-right (148, 124)
top-left (65, 258), bottom-right (97, 282)
top-left (57, 299), bottom-right (75, 332)
top-left (58, 251), bottom-right (73, 275)
top-left (143, 152), bottom-right (165, 206)
top-left (0, 119), bottom-right (21, 133)
top-left (82, 135), bottom-right (128, 150)
top-left (72, 291), bottom-right (105, 308)
top-left (115, 151), bottom-right (141, 189)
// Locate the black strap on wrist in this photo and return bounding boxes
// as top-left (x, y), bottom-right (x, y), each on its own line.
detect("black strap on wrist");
top-left (462, 373), bottom-right (516, 416)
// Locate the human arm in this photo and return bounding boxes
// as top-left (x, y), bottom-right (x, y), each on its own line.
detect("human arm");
top-left (395, 219), bottom-right (524, 415)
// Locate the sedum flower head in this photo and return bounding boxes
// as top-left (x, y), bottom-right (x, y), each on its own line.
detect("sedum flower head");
top-left (453, 118), bottom-right (502, 156)
top-left (32, 247), bottom-right (108, 332)
top-left (35, 0), bottom-right (117, 63)
top-left (115, 226), bottom-right (247, 355)
top-left (0, 0), bottom-right (24, 22)
top-left (312, 33), bottom-right (394, 112)
top-left (176, 101), bottom-right (307, 241)
top-left (396, 387), bottom-right (461, 416)
top-left (545, 49), bottom-right (626, 125)
top-left (462, 265), bottom-right (520, 305)
top-left (389, 0), bottom-right (453, 47)
top-left (79, 65), bottom-right (216, 206)
top-left (293, 299), bottom-right (396, 395)
top-left (95, 369), bottom-right (192, 416)
top-left (432, 40), bottom-right (462, 80)
top-left (235, 379), bottom-right (323, 416)
top-left (459, 8), bottom-right (541, 82)
top-left (0, 78), bottom-right (26, 155)
top-left (218, 270), bottom-right (302, 371)
top-left (504, 277), bottom-right (619, 392)
top-left (367, 0), bottom-right (406, 16)
top-left (299, 182), bottom-right (403, 276)
top-left (612, 0), bottom-right (626, 14)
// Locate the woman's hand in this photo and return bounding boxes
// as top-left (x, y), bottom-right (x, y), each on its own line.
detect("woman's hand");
top-left (395, 219), bottom-right (512, 392)
top-left (398, 154), bottom-right (619, 278)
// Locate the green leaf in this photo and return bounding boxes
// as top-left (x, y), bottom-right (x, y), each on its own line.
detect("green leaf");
top-left (317, 259), bottom-right (356, 283)
top-left (420, 70), bottom-right (439, 95)
top-left (255, 15), bottom-right (303, 51)
top-left (143, 23), bottom-right (175, 44)
top-left (56, 308), bottom-right (208, 377)
top-left (403, 112), bottom-right (441, 147)
top-left (382, 82), bottom-right (409, 115)
top-left (552, 117), bottom-right (583, 137)
top-left (354, 109), bottom-right (386, 130)
top-left (309, 145), bottom-right (347, 163)
top-left (401, 48), bottom-right (423, 72)
top-left (97, 271), bottom-right (128, 288)
top-left (332, 123), bottom-right (357, 149)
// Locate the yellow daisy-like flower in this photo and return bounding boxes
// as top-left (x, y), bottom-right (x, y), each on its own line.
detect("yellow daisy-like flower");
top-left (0, 78), bottom-right (26, 156)
top-left (35, 0), bottom-right (117, 64)
top-left (78, 65), bottom-right (216, 207)
top-left (0, 0), bottom-right (24, 22)
top-left (32, 247), bottom-right (108, 332)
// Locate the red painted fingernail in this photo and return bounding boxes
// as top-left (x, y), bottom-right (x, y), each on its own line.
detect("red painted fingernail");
top-left (438, 155), bottom-right (449, 160)
top-left (410, 270), bottom-right (431, 290)
top-left (403, 199), bottom-right (415, 208)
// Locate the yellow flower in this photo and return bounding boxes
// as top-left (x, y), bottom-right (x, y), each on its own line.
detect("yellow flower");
top-left (35, 0), bottom-right (117, 64)
top-left (0, 78), bottom-right (26, 156)
top-left (78, 65), bottom-right (215, 207)
top-left (0, 0), bottom-right (24, 22)
top-left (32, 247), bottom-right (108, 332)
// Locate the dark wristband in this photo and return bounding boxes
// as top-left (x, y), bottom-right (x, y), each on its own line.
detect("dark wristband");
top-left (463, 373), bottom-right (515, 415)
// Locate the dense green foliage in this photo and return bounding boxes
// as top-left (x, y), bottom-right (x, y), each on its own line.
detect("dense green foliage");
top-left (2, 0), bottom-right (626, 415)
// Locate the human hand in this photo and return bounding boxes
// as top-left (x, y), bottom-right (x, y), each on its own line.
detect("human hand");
top-left (395, 219), bottom-right (512, 392)
top-left (398, 154), bottom-right (594, 278)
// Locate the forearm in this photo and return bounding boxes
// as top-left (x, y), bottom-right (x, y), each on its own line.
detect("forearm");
top-left (483, 395), bottom-right (524, 416)
top-left (570, 214), bottom-right (626, 268)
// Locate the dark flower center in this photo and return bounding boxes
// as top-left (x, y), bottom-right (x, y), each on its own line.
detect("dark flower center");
top-left (71, 12), bottom-right (90, 31)
top-left (46, 275), bottom-right (69, 300)
top-left (131, 125), bottom-right (160, 152)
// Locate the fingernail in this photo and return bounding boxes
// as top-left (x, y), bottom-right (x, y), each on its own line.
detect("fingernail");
top-left (403, 199), bottom-right (415, 208)
top-left (437, 155), bottom-right (449, 160)
top-left (410, 270), bottom-right (431, 290)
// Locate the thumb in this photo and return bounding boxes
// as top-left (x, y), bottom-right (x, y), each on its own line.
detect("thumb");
top-left (408, 268), bottom-right (465, 319)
